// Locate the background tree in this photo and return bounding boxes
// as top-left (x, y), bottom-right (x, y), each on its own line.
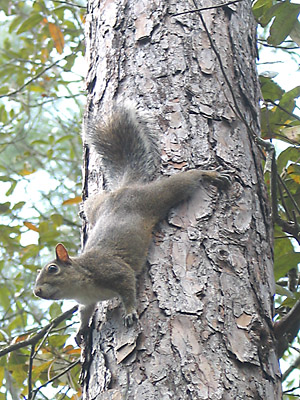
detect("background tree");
top-left (80, 0), bottom-right (281, 398)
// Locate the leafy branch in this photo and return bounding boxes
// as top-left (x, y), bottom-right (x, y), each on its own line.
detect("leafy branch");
top-left (0, 306), bottom-right (78, 358)
top-left (0, 60), bottom-right (61, 99)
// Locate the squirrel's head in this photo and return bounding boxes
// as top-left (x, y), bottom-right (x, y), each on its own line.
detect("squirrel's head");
top-left (34, 243), bottom-right (75, 300)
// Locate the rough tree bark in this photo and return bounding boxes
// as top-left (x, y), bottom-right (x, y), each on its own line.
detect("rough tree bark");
top-left (81, 0), bottom-right (282, 398)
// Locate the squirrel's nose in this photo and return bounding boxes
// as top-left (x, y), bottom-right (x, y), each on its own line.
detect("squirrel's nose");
top-left (34, 287), bottom-right (42, 297)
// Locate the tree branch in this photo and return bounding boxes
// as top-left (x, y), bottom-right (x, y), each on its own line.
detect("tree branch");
top-left (27, 345), bottom-right (35, 400)
top-left (0, 60), bottom-right (60, 99)
top-left (282, 353), bottom-right (300, 382)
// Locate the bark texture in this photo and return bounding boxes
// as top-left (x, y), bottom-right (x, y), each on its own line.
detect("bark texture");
top-left (82, 0), bottom-right (282, 398)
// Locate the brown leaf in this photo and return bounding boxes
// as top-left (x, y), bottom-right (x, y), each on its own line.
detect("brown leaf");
top-left (48, 23), bottom-right (64, 54)
top-left (62, 196), bottom-right (82, 205)
top-left (24, 222), bottom-right (39, 232)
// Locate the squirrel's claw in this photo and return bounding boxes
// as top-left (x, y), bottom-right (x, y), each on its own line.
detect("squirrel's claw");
top-left (124, 310), bottom-right (138, 327)
top-left (216, 168), bottom-right (235, 188)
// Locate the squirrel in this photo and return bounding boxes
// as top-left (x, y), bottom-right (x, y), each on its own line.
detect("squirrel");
top-left (34, 106), bottom-right (231, 345)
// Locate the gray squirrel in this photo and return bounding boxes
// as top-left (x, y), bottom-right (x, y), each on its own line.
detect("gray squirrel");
top-left (34, 107), bottom-right (231, 345)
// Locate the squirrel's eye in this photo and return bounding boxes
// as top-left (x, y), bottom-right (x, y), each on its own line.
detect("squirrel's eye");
top-left (47, 264), bottom-right (59, 274)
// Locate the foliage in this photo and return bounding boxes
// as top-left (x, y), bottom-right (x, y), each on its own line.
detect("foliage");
top-left (0, 0), bottom-right (299, 398)
top-left (0, 0), bottom-right (85, 398)
top-left (253, 1), bottom-right (300, 397)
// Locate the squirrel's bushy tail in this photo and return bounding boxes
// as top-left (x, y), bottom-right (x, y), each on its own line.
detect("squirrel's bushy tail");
top-left (85, 107), bottom-right (160, 189)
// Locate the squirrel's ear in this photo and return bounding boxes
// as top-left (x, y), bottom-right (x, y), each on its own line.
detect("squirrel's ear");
top-left (55, 243), bottom-right (70, 263)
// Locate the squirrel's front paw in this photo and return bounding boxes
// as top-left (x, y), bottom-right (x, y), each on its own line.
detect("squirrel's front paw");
top-left (215, 168), bottom-right (234, 188)
top-left (124, 310), bottom-right (138, 327)
top-left (75, 326), bottom-right (90, 347)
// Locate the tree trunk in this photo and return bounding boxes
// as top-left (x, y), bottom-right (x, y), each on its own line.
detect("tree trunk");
top-left (81, 0), bottom-right (282, 398)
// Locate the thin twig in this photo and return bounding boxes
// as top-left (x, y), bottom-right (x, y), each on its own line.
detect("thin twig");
top-left (28, 345), bottom-right (35, 400)
top-left (265, 99), bottom-right (300, 123)
top-left (53, 0), bottom-right (86, 8)
top-left (34, 323), bottom-right (55, 357)
top-left (172, 0), bottom-right (242, 16)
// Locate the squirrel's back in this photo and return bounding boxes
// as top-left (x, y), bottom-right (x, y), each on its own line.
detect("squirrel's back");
top-left (85, 107), bottom-right (160, 189)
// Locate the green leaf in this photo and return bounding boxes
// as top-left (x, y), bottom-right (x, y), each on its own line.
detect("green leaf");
top-left (260, 76), bottom-right (284, 101)
top-left (0, 105), bottom-right (8, 124)
top-left (0, 176), bottom-right (11, 182)
top-left (258, 2), bottom-right (282, 27)
top-left (32, 360), bottom-right (52, 382)
top-left (274, 224), bottom-right (294, 258)
top-left (30, 85), bottom-right (46, 93)
top-left (48, 334), bottom-right (69, 347)
top-left (0, 202), bottom-right (10, 214)
top-left (0, 366), bottom-right (4, 387)
top-left (50, 213), bottom-right (64, 226)
top-left (290, 20), bottom-right (300, 46)
top-left (8, 313), bottom-right (25, 331)
top-left (287, 163), bottom-right (300, 185)
top-left (0, 0), bottom-right (9, 14)
top-left (268, 2), bottom-right (300, 46)
top-left (56, 134), bottom-right (74, 144)
top-left (21, 245), bottom-right (40, 263)
top-left (12, 201), bottom-right (26, 211)
top-left (48, 135), bottom-right (55, 145)
top-left (53, 5), bottom-right (72, 19)
top-left (280, 293), bottom-right (300, 309)
top-left (38, 221), bottom-right (50, 235)
top-left (0, 285), bottom-right (11, 309)
top-left (271, 86), bottom-right (300, 133)
top-left (5, 180), bottom-right (17, 196)
top-left (0, 86), bottom-right (10, 95)
top-left (49, 303), bottom-right (63, 319)
top-left (277, 147), bottom-right (300, 174)
top-left (9, 15), bottom-right (24, 33)
top-left (278, 86), bottom-right (300, 114)
top-left (281, 125), bottom-right (300, 143)
top-left (253, 0), bottom-right (276, 26)
top-left (274, 252), bottom-right (300, 281)
top-left (260, 81), bottom-right (300, 139)
top-left (17, 13), bottom-right (44, 35)
top-left (30, 139), bottom-right (49, 145)
top-left (47, 148), bottom-right (54, 159)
